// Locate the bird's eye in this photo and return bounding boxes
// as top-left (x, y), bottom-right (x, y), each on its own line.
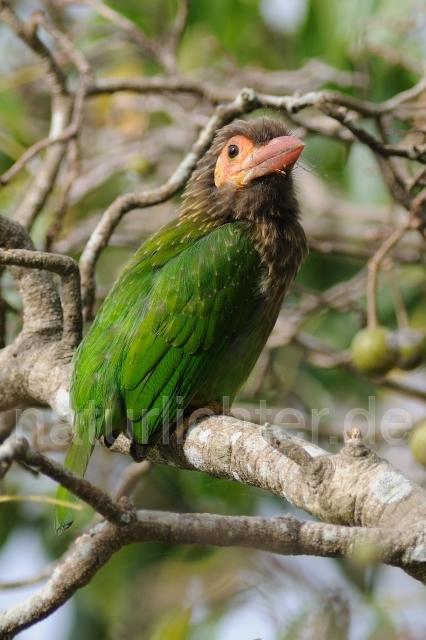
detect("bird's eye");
top-left (227, 144), bottom-right (239, 159)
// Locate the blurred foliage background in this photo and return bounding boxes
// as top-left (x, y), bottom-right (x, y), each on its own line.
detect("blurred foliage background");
top-left (1, 0), bottom-right (426, 639)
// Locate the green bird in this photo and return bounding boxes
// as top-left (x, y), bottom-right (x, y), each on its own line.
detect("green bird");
top-left (55, 117), bottom-right (307, 532)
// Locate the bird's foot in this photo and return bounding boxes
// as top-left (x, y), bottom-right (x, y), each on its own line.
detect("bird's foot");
top-left (130, 440), bottom-right (151, 463)
top-left (104, 430), bottom-right (121, 449)
top-left (169, 416), bottom-right (193, 447)
top-left (169, 409), bottom-right (208, 447)
top-left (170, 402), bottom-right (234, 447)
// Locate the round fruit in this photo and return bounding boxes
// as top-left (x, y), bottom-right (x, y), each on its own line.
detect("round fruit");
top-left (350, 327), bottom-right (399, 376)
top-left (394, 328), bottom-right (426, 371)
top-left (410, 420), bottom-right (426, 466)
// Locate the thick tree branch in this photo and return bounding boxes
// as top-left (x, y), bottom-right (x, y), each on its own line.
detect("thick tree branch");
top-left (0, 505), bottom-right (425, 636)
top-left (0, 217), bottom-right (75, 419)
top-left (143, 419), bottom-right (426, 537)
top-left (0, 247), bottom-right (82, 348)
top-left (0, 216), bottom-right (63, 336)
top-left (2, 415), bottom-right (425, 593)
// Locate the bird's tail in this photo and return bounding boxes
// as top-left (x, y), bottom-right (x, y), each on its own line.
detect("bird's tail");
top-left (54, 415), bottom-right (97, 534)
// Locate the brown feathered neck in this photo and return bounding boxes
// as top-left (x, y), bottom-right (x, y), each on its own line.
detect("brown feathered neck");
top-left (182, 118), bottom-right (302, 222)
top-left (181, 118), bottom-right (308, 291)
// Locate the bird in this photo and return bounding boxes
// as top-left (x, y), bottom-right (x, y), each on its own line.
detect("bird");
top-left (55, 117), bottom-right (308, 533)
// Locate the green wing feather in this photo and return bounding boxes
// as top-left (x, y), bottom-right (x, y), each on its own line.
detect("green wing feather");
top-left (122, 222), bottom-right (262, 448)
top-left (55, 218), bottom-right (210, 532)
top-left (55, 217), bottom-right (262, 532)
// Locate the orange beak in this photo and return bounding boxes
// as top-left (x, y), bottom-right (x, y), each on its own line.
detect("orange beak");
top-left (239, 135), bottom-right (305, 185)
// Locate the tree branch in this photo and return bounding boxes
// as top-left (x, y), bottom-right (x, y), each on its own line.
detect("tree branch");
top-left (168, 0), bottom-right (190, 57)
top-left (0, 247), bottom-right (82, 348)
top-left (102, 418), bottom-right (426, 549)
top-left (0, 2), bottom-right (73, 229)
top-left (0, 216), bottom-right (75, 419)
top-left (60, 0), bottom-right (178, 74)
top-left (1, 6), bottom-right (426, 636)
top-left (1, 505), bottom-right (425, 636)
top-left (0, 437), bottom-right (134, 526)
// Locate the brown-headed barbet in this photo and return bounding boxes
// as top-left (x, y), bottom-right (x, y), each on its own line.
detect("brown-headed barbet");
top-left (55, 117), bottom-right (307, 532)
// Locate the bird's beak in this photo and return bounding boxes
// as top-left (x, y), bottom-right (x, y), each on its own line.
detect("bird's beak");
top-left (240, 135), bottom-right (305, 185)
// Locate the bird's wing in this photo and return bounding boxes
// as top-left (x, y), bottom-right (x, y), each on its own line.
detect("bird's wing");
top-left (122, 221), bottom-right (262, 447)
top-left (56, 217), bottom-right (210, 532)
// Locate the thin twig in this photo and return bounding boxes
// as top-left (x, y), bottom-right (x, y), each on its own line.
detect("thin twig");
top-left (1, 69), bottom-right (89, 187)
top-left (45, 140), bottom-right (81, 252)
top-left (0, 565), bottom-right (55, 590)
top-left (0, 2), bottom-right (68, 96)
top-left (384, 262), bottom-right (409, 328)
top-left (0, 125), bottom-right (78, 187)
top-left (168, 0), bottom-right (190, 56)
top-left (317, 101), bottom-right (426, 163)
top-left (113, 461), bottom-right (152, 501)
top-left (0, 437), bottom-right (133, 526)
top-left (366, 222), bottom-right (412, 328)
top-left (88, 75), bottom-right (235, 104)
top-left (59, 0), bottom-right (178, 73)
top-left (0, 3), bottom-right (73, 229)
top-left (29, 10), bottom-right (93, 77)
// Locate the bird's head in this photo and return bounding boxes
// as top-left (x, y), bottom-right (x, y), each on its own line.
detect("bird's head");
top-left (183, 117), bottom-right (305, 225)
top-left (214, 128), bottom-right (304, 189)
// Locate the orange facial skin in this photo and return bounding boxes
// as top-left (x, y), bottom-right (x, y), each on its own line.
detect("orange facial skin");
top-left (214, 134), bottom-right (305, 189)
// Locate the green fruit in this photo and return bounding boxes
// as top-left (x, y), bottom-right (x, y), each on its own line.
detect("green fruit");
top-left (350, 327), bottom-right (399, 376)
top-left (394, 328), bottom-right (426, 371)
top-left (410, 421), bottom-right (426, 466)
